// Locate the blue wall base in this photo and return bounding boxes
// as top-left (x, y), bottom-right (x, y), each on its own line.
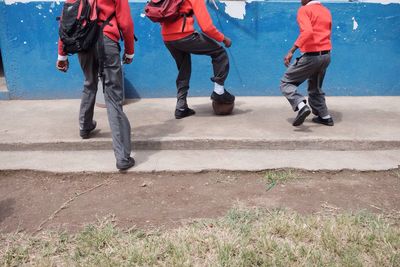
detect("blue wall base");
top-left (0, 90), bottom-right (10, 100)
top-left (0, 1), bottom-right (399, 99)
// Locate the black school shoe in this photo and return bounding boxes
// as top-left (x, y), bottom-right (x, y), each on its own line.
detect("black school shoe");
top-left (210, 90), bottom-right (235, 104)
top-left (80, 120), bottom-right (97, 139)
top-left (117, 157), bottom-right (135, 171)
top-left (175, 107), bottom-right (196, 119)
top-left (312, 116), bottom-right (334, 126)
top-left (292, 106), bottom-right (311, 126)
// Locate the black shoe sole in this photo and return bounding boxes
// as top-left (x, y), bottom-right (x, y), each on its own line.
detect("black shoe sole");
top-left (210, 96), bottom-right (235, 105)
top-left (312, 117), bottom-right (334, 126)
top-left (210, 91), bottom-right (235, 104)
top-left (292, 109), bottom-right (311, 126)
top-left (117, 158), bottom-right (135, 171)
top-left (175, 109), bottom-right (196, 119)
top-left (80, 132), bottom-right (93, 139)
top-left (80, 122), bottom-right (97, 139)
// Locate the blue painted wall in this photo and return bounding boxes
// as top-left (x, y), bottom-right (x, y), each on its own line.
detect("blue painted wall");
top-left (0, 1), bottom-right (399, 99)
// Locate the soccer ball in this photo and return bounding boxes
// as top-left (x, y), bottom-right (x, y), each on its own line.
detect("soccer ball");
top-left (212, 100), bottom-right (234, 115)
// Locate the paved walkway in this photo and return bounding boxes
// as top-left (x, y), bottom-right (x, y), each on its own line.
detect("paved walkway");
top-left (0, 97), bottom-right (399, 172)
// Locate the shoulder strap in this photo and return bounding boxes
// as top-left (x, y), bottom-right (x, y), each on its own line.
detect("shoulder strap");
top-left (181, 10), bottom-right (193, 32)
top-left (80, 0), bottom-right (91, 21)
top-left (100, 11), bottom-right (116, 29)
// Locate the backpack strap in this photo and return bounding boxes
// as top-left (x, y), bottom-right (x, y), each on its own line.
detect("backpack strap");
top-left (181, 10), bottom-right (194, 32)
top-left (100, 12), bottom-right (116, 29)
top-left (97, 11), bottom-right (117, 92)
top-left (80, 0), bottom-right (91, 22)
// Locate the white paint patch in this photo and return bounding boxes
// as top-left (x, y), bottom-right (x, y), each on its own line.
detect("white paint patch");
top-left (359, 0), bottom-right (400, 5)
top-left (352, 17), bottom-right (359, 30)
top-left (140, 13), bottom-right (145, 18)
top-left (221, 1), bottom-right (246, 20)
top-left (35, 4), bottom-right (42, 9)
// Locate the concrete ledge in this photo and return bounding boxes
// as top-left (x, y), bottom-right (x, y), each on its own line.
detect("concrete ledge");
top-left (1, 150), bottom-right (399, 172)
top-left (0, 97), bottom-right (399, 152)
top-left (0, 97), bottom-right (398, 172)
top-left (1, 139), bottom-right (400, 151)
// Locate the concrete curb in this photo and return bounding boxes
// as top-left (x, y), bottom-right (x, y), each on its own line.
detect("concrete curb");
top-left (1, 150), bottom-right (399, 173)
top-left (1, 97), bottom-right (399, 172)
top-left (1, 139), bottom-right (400, 151)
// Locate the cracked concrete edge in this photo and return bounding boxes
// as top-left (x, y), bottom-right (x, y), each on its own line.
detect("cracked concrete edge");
top-left (1, 150), bottom-right (399, 173)
top-left (1, 139), bottom-right (400, 151)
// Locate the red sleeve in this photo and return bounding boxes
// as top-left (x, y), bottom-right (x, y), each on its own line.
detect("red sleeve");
top-left (191, 0), bottom-right (224, 42)
top-left (115, 0), bottom-right (135, 55)
top-left (58, 38), bottom-right (66, 56)
top-left (294, 7), bottom-right (314, 48)
top-left (57, 11), bottom-right (67, 57)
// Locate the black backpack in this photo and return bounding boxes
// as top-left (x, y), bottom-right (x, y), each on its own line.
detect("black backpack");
top-left (58, 0), bottom-right (114, 54)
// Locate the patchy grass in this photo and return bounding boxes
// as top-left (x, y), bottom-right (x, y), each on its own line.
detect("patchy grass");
top-left (1, 208), bottom-right (399, 267)
top-left (264, 169), bottom-right (299, 191)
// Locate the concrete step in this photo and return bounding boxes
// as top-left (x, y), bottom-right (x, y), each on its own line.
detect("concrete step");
top-left (1, 139), bottom-right (399, 151)
top-left (0, 97), bottom-right (399, 152)
top-left (1, 150), bottom-right (399, 172)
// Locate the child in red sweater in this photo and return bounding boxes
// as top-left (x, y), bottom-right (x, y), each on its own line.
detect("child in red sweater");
top-left (280, 0), bottom-right (334, 127)
top-left (161, 0), bottom-right (235, 119)
top-left (56, 0), bottom-right (136, 171)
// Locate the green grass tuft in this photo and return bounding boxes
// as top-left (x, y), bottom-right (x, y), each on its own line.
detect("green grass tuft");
top-left (264, 169), bottom-right (298, 191)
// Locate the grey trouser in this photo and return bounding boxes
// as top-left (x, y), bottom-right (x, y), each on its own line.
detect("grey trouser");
top-left (280, 53), bottom-right (331, 117)
top-left (78, 35), bottom-right (132, 165)
top-left (164, 32), bottom-right (230, 110)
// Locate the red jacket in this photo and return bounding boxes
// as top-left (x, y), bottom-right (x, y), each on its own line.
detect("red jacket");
top-left (161, 0), bottom-right (224, 42)
top-left (58, 0), bottom-right (134, 57)
top-left (295, 1), bottom-right (332, 53)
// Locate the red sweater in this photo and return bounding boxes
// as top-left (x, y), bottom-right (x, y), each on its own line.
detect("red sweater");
top-left (161, 0), bottom-right (224, 42)
top-left (295, 1), bottom-right (332, 53)
top-left (58, 0), bottom-right (134, 57)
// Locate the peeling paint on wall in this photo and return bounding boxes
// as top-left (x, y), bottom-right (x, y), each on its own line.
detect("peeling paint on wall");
top-left (221, 1), bottom-right (247, 20)
top-left (352, 17), bottom-right (359, 30)
top-left (1, 0), bottom-right (400, 98)
top-left (359, 0), bottom-right (400, 4)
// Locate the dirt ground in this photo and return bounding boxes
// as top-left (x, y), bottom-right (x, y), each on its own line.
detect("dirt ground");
top-left (0, 169), bottom-right (399, 233)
